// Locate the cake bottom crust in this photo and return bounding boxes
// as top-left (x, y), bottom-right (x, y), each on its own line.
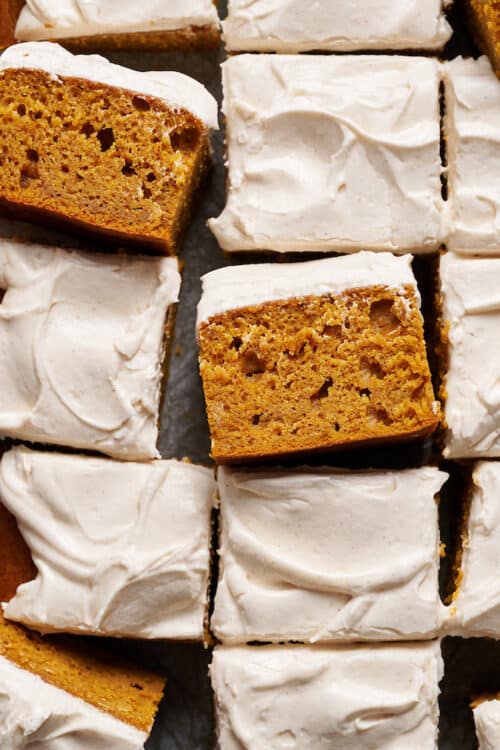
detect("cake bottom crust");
top-left (199, 286), bottom-right (439, 463)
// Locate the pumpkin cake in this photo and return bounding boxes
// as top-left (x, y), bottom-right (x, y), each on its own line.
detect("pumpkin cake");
top-left (1, 446), bottom-right (215, 641)
top-left (473, 696), bottom-right (500, 749)
top-left (197, 252), bottom-right (439, 464)
top-left (446, 462), bottom-right (500, 639)
top-left (443, 56), bottom-right (500, 254)
top-left (210, 642), bottom-right (444, 749)
top-left (0, 238), bottom-right (181, 460)
top-left (223, 0), bottom-right (451, 53)
top-left (208, 54), bottom-right (445, 255)
top-left (0, 42), bottom-right (218, 252)
top-left (212, 465), bottom-right (448, 644)
top-left (0, 500), bottom-right (165, 748)
top-left (439, 253), bottom-right (500, 458)
top-left (2, 0), bottom-right (220, 51)
top-left (464, 0), bottom-right (500, 75)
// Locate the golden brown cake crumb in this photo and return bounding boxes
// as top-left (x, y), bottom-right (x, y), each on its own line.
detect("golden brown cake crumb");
top-left (0, 68), bottom-right (210, 252)
top-left (465, 0), bottom-right (500, 75)
top-left (199, 285), bottom-right (439, 464)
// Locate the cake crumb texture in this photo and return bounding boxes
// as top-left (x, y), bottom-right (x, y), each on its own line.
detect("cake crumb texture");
top-left (0, 68), bottom-right (209, 251)
top-left (199, 285), bottom-right (438, 463)
top-left (467, 0), bottom-right (500, 74)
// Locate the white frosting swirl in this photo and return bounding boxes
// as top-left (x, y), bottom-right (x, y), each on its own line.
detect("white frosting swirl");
top-left (197, 251), bottom-right (417, 326)
top-left (211, 642), bottom-right (443, 749)
top-left (224, 0), bottom-right (452, 52)
top-left (208, 54), bottom-right (445, 254)
top-left (448, 462), bottom-right (500, 638)
top-left (15, 0), bottom-right (219, 41)
top-left (444, 57), bottom-right (500, 255)
top-left (0, 655), bottom-right (146, 750)
top-left (0, 239), bottom-right (180, 461)
top-left (440, 253), bottom-right (500, 458)
top-left (474, 700), bottom-right (500, 750)
top-left (0, 42), bottom-right (218, 128)
top-left (212, 466), bottom-right (447, 644)
top-left (1, 446), bottom-right (215, 640)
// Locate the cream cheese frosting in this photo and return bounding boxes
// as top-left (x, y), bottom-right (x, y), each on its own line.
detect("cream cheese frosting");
top-left (211, 642), bottom-right (444, 749)
top-left (15, 0), bottom-right (219, 42)
top-left (0, 655), bottom-right (146, 749)
top-left (208, 54), bottom-right (445, 254)
top-left (440, 253), bottom-right (500, 458)
top-left (0, 239), bottom-right (181, 461)
top-left (474, 699), bottom-right (500, 750)
top-left (0, 446), bottom-right (215, 640)
top-left (212, 466), bottom-right (447, 644)
top-left (444, 57), bottom-right (500, 255)
top-left (197, 251), bottom-right (417, 326)
top-left (447, 462), bottom-right (500, 638)
top-left (0, 42), bottom-right (218, 128)
top-left (223, 0), bottom-right (452, 53)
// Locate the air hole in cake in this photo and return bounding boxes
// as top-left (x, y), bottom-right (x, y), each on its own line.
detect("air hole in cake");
top-left (369, 299), bottom-right (400, 333)
top-left (323, 324), bottom-right (342, 338)
top-left (367, 406), bottom-right (393, 426)
top-left (334, 422), bottom-right (341, 432)
top-left (97, 127), bottom-right (115, 152)
top-left (311, 377), bottom-right (333, 400)
top-left (412, 382), bottom-right (426, 400)
top-left (131, 683), bottom-right (144, 691)
top-left (359, 388), bottom-right (372, 399)
top-left (16, 104), bottom-right (26, 116)
top-left (230, 336), bottom-right (243, 351)
top-left (142, 185), bottom-right (152, 199)
top-left (61, 164), bottom-right (69, 173)
top-left (252, 414), bottom-right (261, 425)
top-left (26, 149), bottom-right (39, 163)
top-left (132, 96), bottom-right (151, 112)
top-left (146, 172), bottom-right (157, 182)
top-left (240, 350), bottom-right (266, 375)
top-left (80, 122), bottom-right (94, 137)
top-left (122, 159), bottom-right (137, 177)
top-left (20, 163), bottom-right (40, 187)
top-left (33, 110), bottom-right (43, 120)
top-left (360, 357), bottom-right (386, 380)
top-left (170, 127), bottom-right (199, 152)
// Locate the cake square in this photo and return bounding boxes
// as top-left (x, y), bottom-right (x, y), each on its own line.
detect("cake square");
top-left (197, 252), bottom-right (439, 463)
top-left (224, 0), bottom-right (451, 53)
top-left (448, 461), bottom-right (500, 638)
top-left (474, 698), bottom-right (500, 749)
top-left (0, 238), bottom-right (181, 460)
top-left (211, 642), bottom-right (443, 749)
top-left (209, 54), bottom-right (445, 254)
top-left (463, 0), bottom-right (500, 76)
top-left (212, 465), bottom-right (447, 644)
top-left (440, 253), bottom-right (500, 458)
top-left (1, 446), bottom-right (215, 640)
top-left (0, 42), bottom-right (218, 252)
top-left (6, 0), bottom-right (220, 50)
top-left (444, 56), bottom-right (500, 254)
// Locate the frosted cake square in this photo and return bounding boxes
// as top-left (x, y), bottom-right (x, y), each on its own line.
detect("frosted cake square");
top-left (197, 252), bottom-right (439, 463)
top-left (223, 0), bottom-right (451, 53)
top-left (209, 54), bottom-right (445, 255)
top-left (444, 57), bottom-right (500, 254)
top-left (0, 239), bottom-right (181, 460)
top-left (0, 446), bottom-right (215, 640)
top-left (473, 697), bottom-right (500, 749)
top-left (210, 642), bottom-right (443, 749)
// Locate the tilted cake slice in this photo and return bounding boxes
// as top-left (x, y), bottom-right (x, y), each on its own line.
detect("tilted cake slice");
top-left (209, 54), bottom-right (445, 255)
top-left (439, 253), bottom-right (500, 458)
top-left (0, 42), bottom-right (218, 252)
top-left (0, 502), bottom-right (165, 748)
top-left (197, 252), bottom-right (439, 463)
top-left (443, 57), bottom-right (500, 254)
top-left (211, 642), bottom-right (443, 749)
top-left (212, 465), bottom-right (448, 644)
top-left (0, 238), bottom-right (181, 460)
top-left (1, 446), bottom-right (215, 641)
top-left (1, 0), bottom-right (220, 51)
top-left (447, 461), bottom-right (500, 638)
top-left (223, 0), bottom-right (451, 53)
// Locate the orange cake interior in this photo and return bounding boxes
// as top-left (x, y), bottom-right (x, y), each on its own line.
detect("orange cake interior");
top-left (0, 68), bottom-right (210, 252)
top-left (199, 285), bottom-right (439, 464)
top-left (0, 1), bottom-right (24, 48)
top-left (0, 501), bottom-right (165, 733)
top-left (465, 0), bottom-right (500, 75)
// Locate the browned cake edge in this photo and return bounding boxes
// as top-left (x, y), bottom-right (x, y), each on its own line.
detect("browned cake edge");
top-left (0, 0), bottom-right (24, 48)
top-left (53, 25), bottom-right (221, 52)
top-left (445, 467), bottom-right (475, 610)
top-left (0, 501), bottom-right (165, 733)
